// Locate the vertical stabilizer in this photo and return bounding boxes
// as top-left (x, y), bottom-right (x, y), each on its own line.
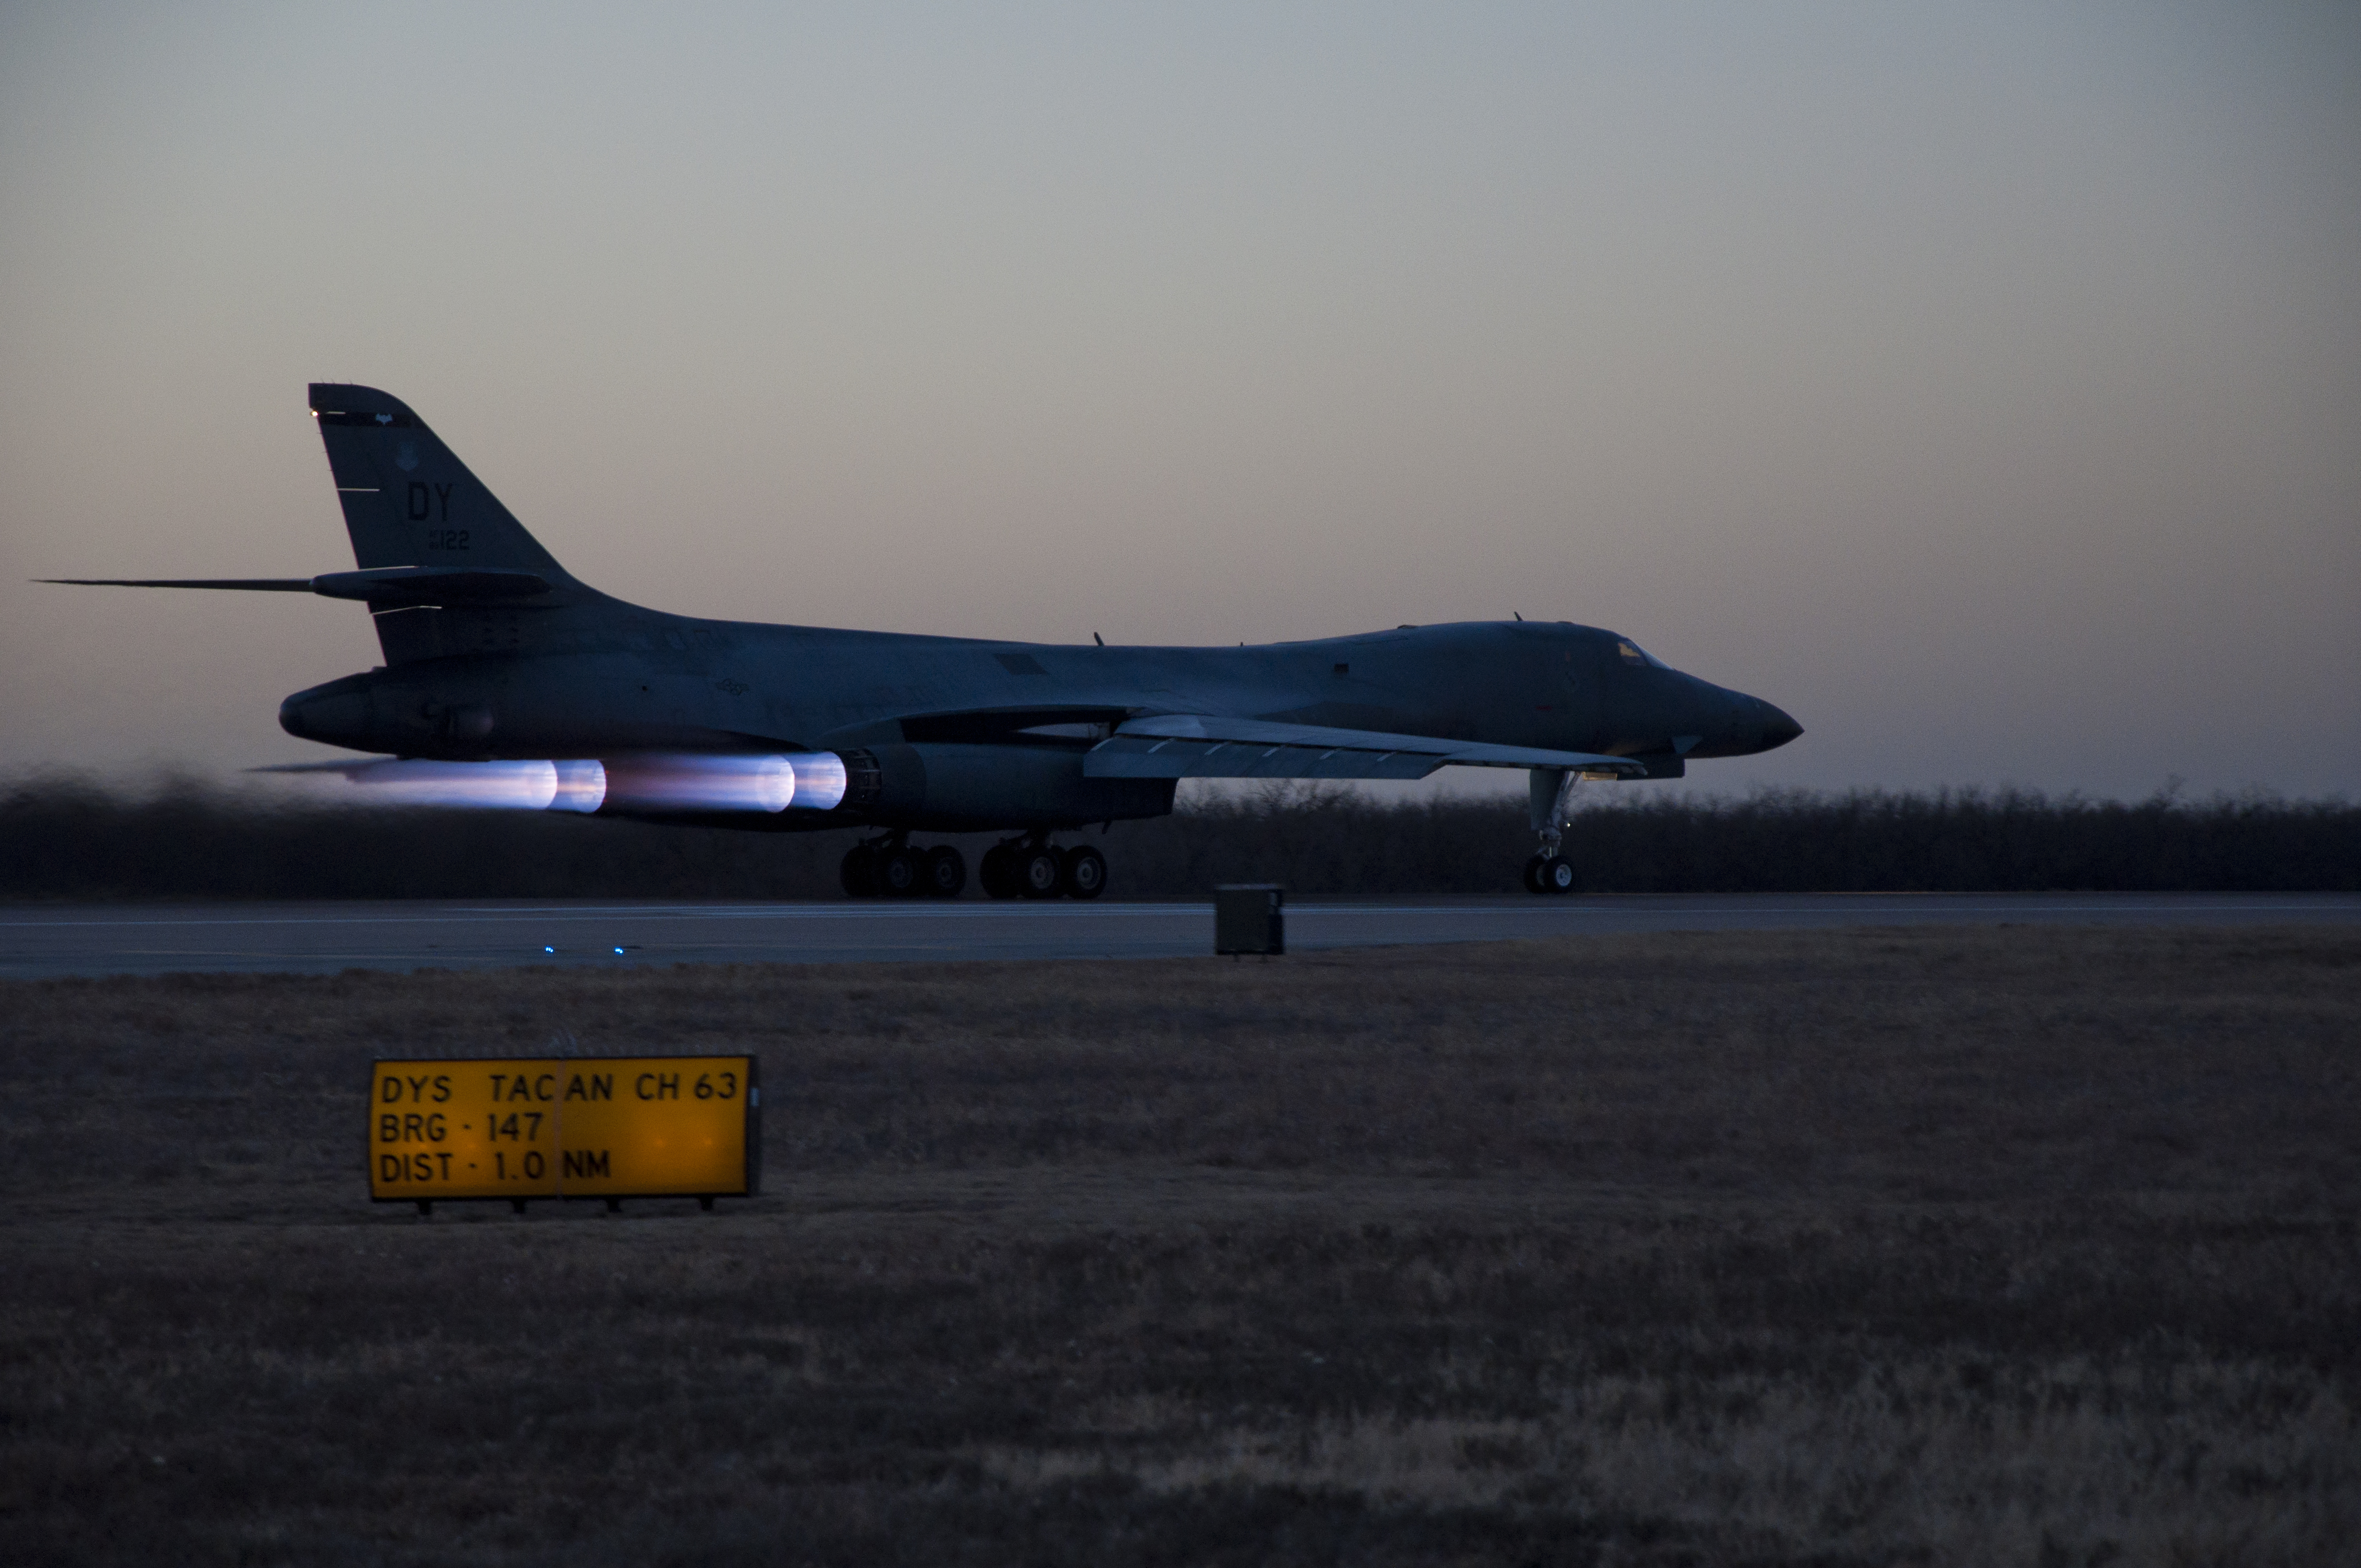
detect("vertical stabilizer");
top-left (309, 384), bottom-right (589, 665)
top-left (308, 384), bottom-right (561, 574)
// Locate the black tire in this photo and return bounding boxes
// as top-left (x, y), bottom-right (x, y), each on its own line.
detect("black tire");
top-left (924, 845), bottom-right (967, 899)
top-left (840, 844), bottom-right (879, 899)
top-left (1061, 845), bottom-right (1107, 900)
top-left (1522, 852), bottom-right (1549, 895)
top-left (878, 846), bottom-right (923, 897)
top-left (979, 843), bottom-right (1018, 900)
top-left (1542, 856), bottom-right (1579, 895)
top-left (1018, 846), bottom-right (1064, 900)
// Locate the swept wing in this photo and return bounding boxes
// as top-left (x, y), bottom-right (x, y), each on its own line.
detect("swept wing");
top-left (1083, 714), bottom-right (1646, 781)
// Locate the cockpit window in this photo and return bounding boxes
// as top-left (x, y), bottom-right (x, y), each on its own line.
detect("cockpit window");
top-left (1617, 639), bottom-right (1672, 671)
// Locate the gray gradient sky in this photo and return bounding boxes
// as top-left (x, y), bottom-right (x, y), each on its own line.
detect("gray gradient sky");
top-left (3, 3), bottom-right (2355, 800)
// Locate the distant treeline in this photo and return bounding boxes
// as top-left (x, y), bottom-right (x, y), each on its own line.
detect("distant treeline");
top-left (2, 774), bottom-right (2353, 900)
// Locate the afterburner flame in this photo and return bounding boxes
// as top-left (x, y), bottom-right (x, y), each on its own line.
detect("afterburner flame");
top-left (601, 754), bottom-right (798, 813)
top-left (552, 759), bottom-right (607, 813)
top-left (323, 753), bottom-right (841, 815)
top-left (341, 760), bottom-right (563, 810)
top-left (786, 751), bottom-right (848, 811)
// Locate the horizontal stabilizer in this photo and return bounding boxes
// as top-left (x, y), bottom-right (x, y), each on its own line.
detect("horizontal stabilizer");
top-left (310, 567), bottom-right (553, 604)
top-left (41, 567), bottom-right (553, 606)
top-left (1084, 714), bottom-right (1647, 781)
top-left (39, 578), bottom-right (314, 591)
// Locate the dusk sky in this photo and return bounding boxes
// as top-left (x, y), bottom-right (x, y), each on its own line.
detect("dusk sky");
top-left (3, 3), bottom-right (2354, 801)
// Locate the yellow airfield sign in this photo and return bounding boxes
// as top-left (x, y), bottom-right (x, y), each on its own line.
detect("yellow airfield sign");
top-left (369, 1057), bottom-right (759, 1207)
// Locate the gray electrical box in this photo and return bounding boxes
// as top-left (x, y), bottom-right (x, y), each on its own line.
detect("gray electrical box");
top-left (1214, 884), bottom-right (1285, 956)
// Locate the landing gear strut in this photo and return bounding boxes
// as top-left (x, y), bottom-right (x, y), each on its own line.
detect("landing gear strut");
top-left (1524, 767), bottom-right (1580, 896)
top-left (980, 835), bottom-right (1107, 901)
top-left (841, 834), bottom-right (967, 900)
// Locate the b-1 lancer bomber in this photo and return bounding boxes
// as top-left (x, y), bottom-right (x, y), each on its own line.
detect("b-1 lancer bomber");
top-left (47, 384), bottom-right (1801, 897)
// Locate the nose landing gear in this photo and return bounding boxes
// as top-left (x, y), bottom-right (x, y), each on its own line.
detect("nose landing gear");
top-left (979, 835), bottom-right (1107, 900)
top-left (1524, 766), bottom-right (1581, 896)
top-left (1524, 852), bottom-right (1579, 895)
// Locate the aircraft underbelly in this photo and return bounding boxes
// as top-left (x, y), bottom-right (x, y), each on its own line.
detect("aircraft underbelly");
top-left (1085, 737), bottom-right (1437, 781)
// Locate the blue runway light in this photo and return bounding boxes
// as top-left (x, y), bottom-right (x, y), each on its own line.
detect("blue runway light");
top-left (544, 945), bottom-right (555, 954)
top-left (613, 946), bottom-right (625, 955)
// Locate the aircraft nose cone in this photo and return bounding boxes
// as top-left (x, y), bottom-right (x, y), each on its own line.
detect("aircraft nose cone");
top-left (1757, 700), bottom-right (1802, 750)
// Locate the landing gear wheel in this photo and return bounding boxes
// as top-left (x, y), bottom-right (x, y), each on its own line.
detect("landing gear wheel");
top-left (1541, 856), bottom-right (1578, 895)
top-left (841, 843), bottom-right (880, 899)
top-left (1018, 845), bottom-right (1064, 900)
top-left (979, 843), bottom-right (1019, 900)
top-left (923, 845), bottom-right (967, 899)
top-left (878, 845), bottom-right (923, 898)
top-left (1061, 845), bottom-right (1107, 900)
top-left (1521, 853), bottom-right (1549, 895)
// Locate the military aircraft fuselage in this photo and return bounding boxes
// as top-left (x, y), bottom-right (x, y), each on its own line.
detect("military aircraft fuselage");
top-left (280, 609), bottom-right (1799, 832)
top-left (56, 382), bottom-right (1800, 886)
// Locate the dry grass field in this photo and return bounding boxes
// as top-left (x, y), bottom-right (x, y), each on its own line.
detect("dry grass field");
top-left (1, 924), bottom-right (2355, 1565)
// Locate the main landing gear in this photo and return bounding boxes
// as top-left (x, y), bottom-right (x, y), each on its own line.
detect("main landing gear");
top-left (841, 833), bottom-right (1108, 900)
top-left (978, 835), bottom-right (1106, 901)
top-left (840, 834), bottom-right (967, 899)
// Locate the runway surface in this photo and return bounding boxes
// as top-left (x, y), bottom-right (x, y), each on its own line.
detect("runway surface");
top-left (2, 892), bottom-right (2355, 979)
